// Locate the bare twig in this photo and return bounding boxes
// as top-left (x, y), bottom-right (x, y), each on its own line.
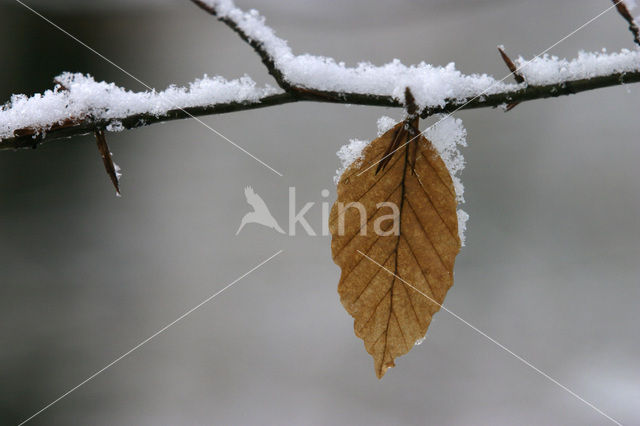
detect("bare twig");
top-left (504, 102), bottom-right (520, 112)
top-left (190, 0), bottom-right (340, 101)
top-left (190, 0), bottom-right (292, 91)
top-left (612, 0), bottom-right (640, 46)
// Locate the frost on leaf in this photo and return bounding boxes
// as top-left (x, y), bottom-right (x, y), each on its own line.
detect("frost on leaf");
top-left (330, 119), bottom-right (461, 379)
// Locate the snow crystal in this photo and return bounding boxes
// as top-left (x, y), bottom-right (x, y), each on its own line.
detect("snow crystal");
top-left (113, 161), bottom-right (122, 181)
top-left (106, 120), bottom-right (125, 132)
top-left (376, 116), bottom-right (397, 136)
top-left (457, 209), bottom-right (469, 246)
top-left (425, 115), bottom-right (467, 204)
top-left (334, 138), bottom-right (369, 185)
top-left (0, 72), bottom-right (276, 139)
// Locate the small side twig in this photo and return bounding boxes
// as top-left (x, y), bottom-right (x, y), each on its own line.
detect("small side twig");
top-left (612, 0), bottom-right (640, 46)
top-left (498, 46), bottom-right (525, 84)
top-left (189, 0), bottom-right (348, 101)
top-left (190, 0), bottom-right (293, 91)
top-left (498, 46), bottom-right (525, 111)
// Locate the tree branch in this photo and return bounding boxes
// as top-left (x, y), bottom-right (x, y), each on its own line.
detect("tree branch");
top-left (2, 69), bottom-right (639, 151)
top-left (1, 92), bottom-right (296, 150)
top-left (419, 70), bottom-right (640, 116)
top-left (1, 0), bottom-right (639, 151)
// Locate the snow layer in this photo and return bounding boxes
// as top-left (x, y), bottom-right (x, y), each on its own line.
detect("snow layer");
top-left (335, 115), bottom-right (469, 244)
top-left (203, 0), bottom-right (640, 108)
top-left (423, 115), bottom-right (469, 246)
top-left (516, 49), bottom-right (640, 85)
top-left (376, 116), bottom-right (397, 136)
top-left (334, 138), bottom-right (369, 185)
top-left (424, 115), bottom-right (467, 204)
top-left (203, 0), bottom-right (514, 110)
top-left (0, 72), bottom-right (276, 139)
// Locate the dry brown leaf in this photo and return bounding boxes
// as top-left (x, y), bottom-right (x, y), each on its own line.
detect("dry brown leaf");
top-left (330, 119), bottom-right (461, 379)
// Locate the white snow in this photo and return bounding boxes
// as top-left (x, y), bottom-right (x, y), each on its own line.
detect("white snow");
top-left (106, 120), bottom-right (125, 132)
top-left (335, 115), bottom-right (469, 244)
top-left (201, 0), bottom-right (640, 108)
top-left (425, 116), bottom-right (469, 245)
top-left (516, 49), bottom-right (640, 85)
top-left (425, 115), bottom-right (467, 204)
top-left (334, 138), bottom-right (369, 185)
top-left (201, 2), bottom-right (512, 110)
top-left (0, 72), bottom-right (276, 139)
top-left (376, 116), bottom-right (397, 136)
top-left (113, 161), bottom-right (122, 181)
top-left (456, 209), bottom-right (469, 247)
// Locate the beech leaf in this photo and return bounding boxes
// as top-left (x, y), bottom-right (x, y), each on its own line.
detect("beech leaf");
top-left (330, 119), bottom-right (461, 378)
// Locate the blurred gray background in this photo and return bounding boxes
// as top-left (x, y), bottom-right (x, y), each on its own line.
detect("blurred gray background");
top-left (1, 0), bottom-right (639, 425)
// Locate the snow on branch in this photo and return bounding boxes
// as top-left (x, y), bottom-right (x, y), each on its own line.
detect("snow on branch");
top-left (0, 72), bottom-right (277, 142)
top-left (1, 0), bottom-right (640, 150)
top-left (190, 0), bottom-right (517, 106)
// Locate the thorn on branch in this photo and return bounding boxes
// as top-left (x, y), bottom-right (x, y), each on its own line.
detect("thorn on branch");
top-left (95, 128), bottom-right (121, 196)
top-left (612, 0), bottom-right (640, 46)
top-left (497, 46), bottom-right (525, 83)
top-left (504, 102), bottom-right (519, 112)
top-left (498, 46), bottom-right (525, 111)
top-left (404, 87), bottom-right (418, 118)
